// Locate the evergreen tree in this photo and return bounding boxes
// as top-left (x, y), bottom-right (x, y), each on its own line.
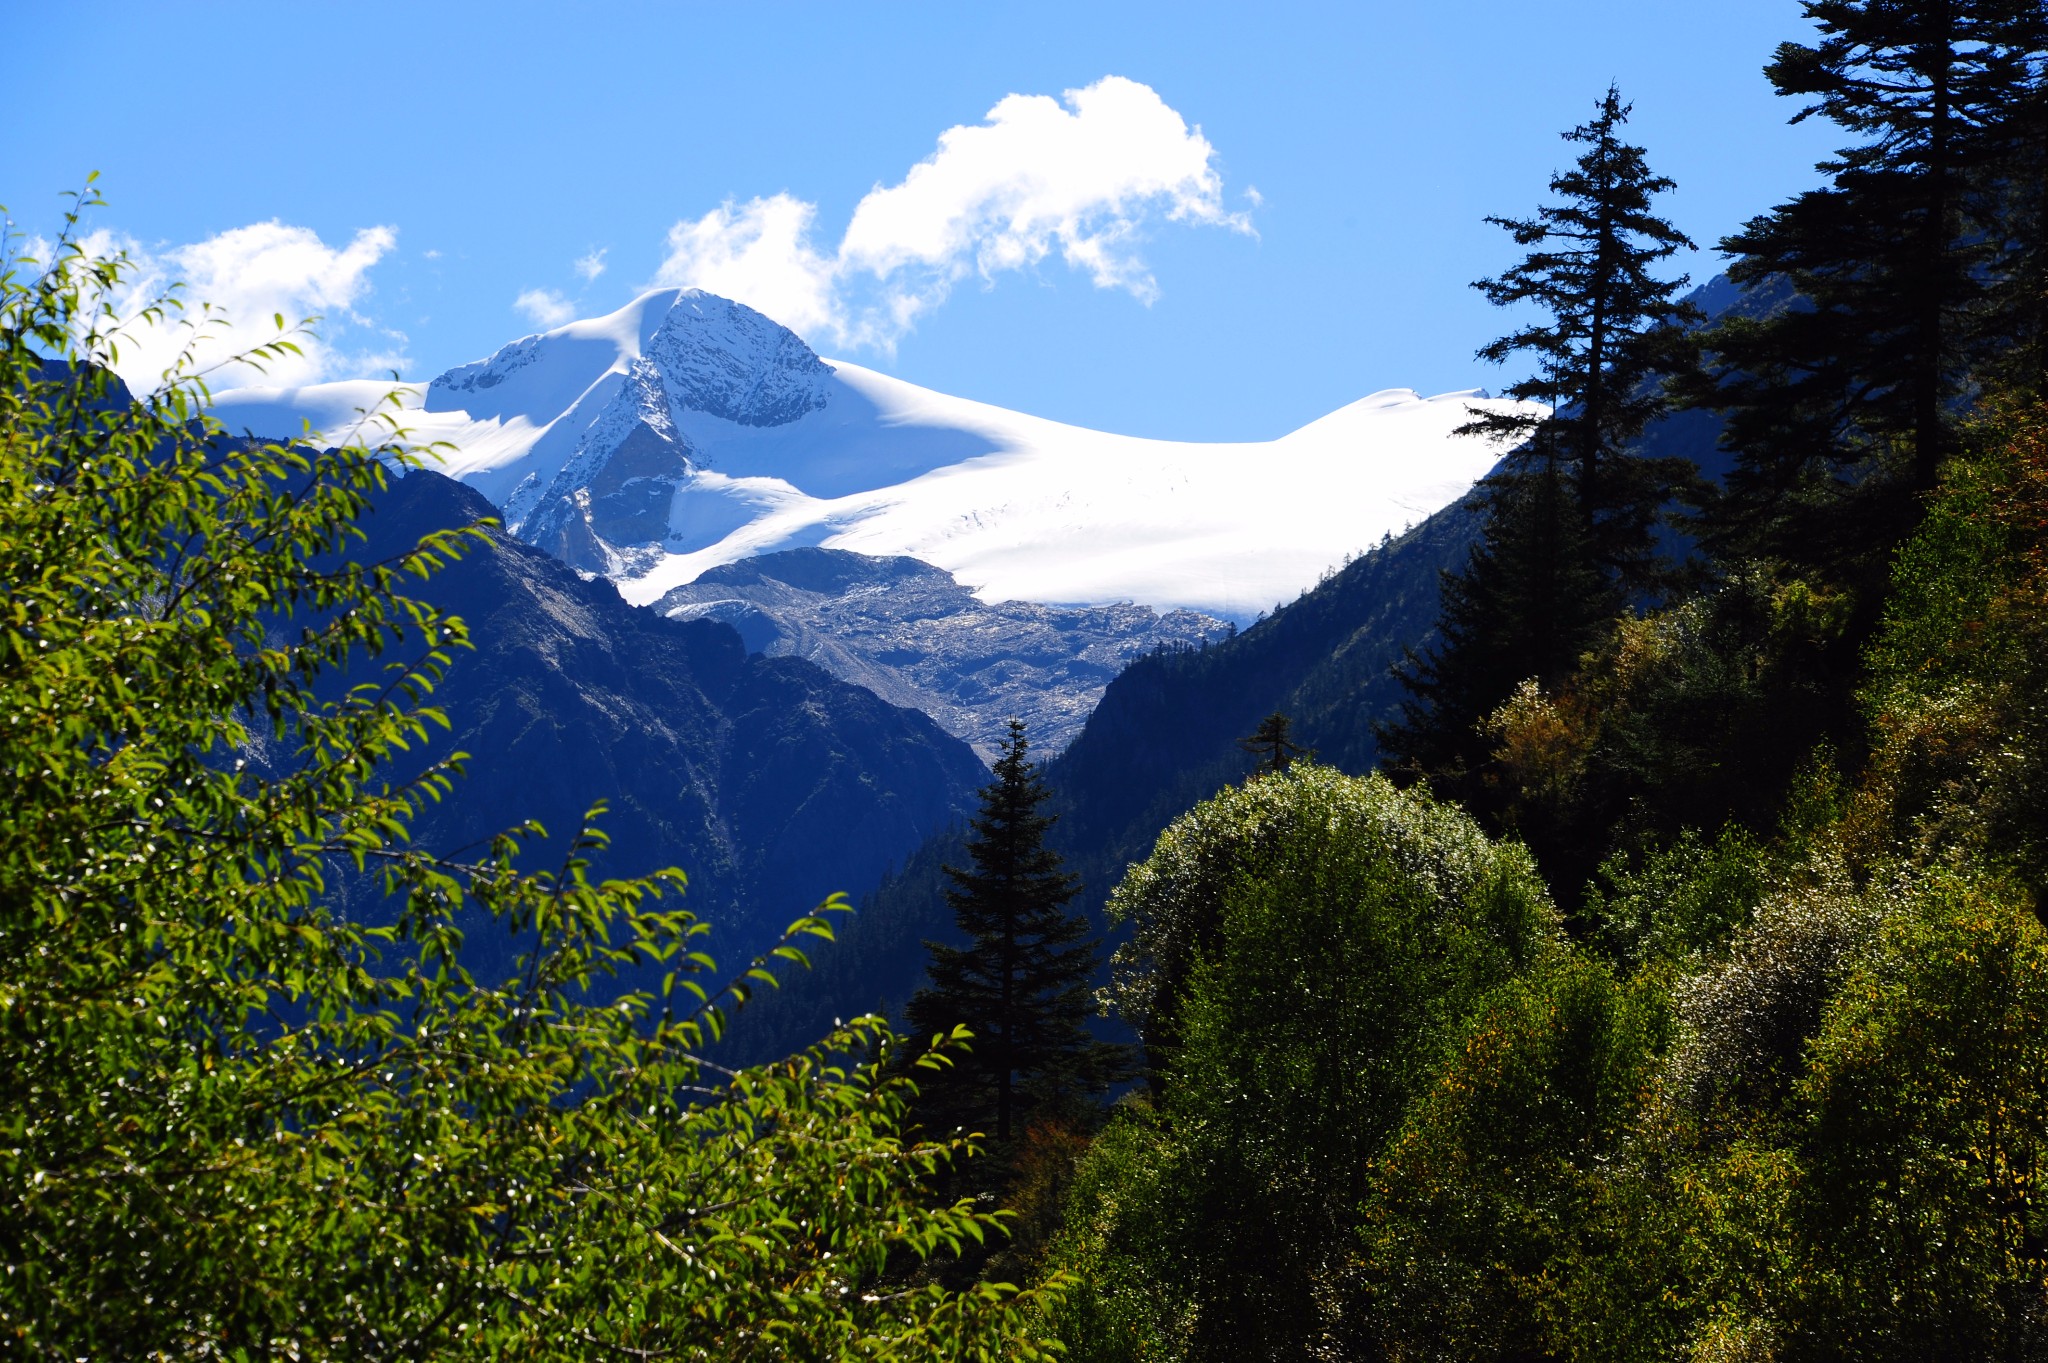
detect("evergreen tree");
top-left (1386, 87), bottom-right (1691, 793)
top-left (1976, 0), bottom-right (2048, 396)
top-left (1239, 711), bottom-right (1309, 775)
top-left (1684, 0), bottom-right (2027, 578)
top-left (1382, 452), bottom-right (1612, 792)
top-left (905, 720), bottom-right (1125, 1142)
top-left (1459, 83), bottom-right (1702, 589)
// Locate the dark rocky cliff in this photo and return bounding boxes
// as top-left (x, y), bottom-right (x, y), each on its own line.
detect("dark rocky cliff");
top-left (336, 469), bottom-right (990, 980)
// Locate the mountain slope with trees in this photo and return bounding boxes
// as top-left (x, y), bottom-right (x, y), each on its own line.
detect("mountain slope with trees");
top-left (724, 490), bottom-right (1484, 1061)
top-left (334, 469), bottom-right (990, 970)
top-left (1034, 5), bottom-right (2048, 1357)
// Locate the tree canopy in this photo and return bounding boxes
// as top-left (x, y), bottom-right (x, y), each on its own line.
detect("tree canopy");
top-left (0, 191), bottom-right (1063, 1360)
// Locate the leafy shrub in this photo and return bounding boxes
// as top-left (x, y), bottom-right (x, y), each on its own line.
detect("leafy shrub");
top-left (1585, 825), bottom-right (1772, 970)
top-left (1064, 765), bottom-right (1559, 1359)
top-left (1778, 873), bottom-right (2048, 1357)
top-left (0, 196), bottom-right (1059, 1360)
top-left (1344, 954), bottom-right (1673, 1360)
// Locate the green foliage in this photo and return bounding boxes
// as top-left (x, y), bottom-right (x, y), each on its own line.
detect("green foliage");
top-left (1852, 396), bottom-right (2048, 887)
top-left (1448, 564), bottom-right (1862, 912)
top-left (1034, 1103), bottom-right (1196, 1362)
top-left (1660, 858), bottom-right (1893, 1133)
top-left (1069, 765), bottom-right (1560, 1358)
top-left (0, 197), bottom-right (1061, 1359)
top-left (1342, 955), bottom-right (1674, 1360)
top-left (1777, 873), bottom-right (2048, 1357)
top-left (1586, 825), bottom-right (1772, 969)
top-left (1383, 460), bottom-right (1616, 800)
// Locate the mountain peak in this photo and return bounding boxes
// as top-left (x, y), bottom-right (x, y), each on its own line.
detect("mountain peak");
top-left (214, 290), bottom-right (1542, 623)
top-left (425, 287), bottom-right (831, 429)
top-left (643, 289), bottom-right (834, 428)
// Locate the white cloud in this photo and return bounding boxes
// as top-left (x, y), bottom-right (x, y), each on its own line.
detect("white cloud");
top-left (653, 76), bottom-right (1252, 351)
top-left (513, 287), bottom-right (577, 329)
top-left (655, 194), bottom-right (841, 339)
top-left (85, 221), bottom-right (399, 391)
top-left (573, 247), bottom-right (608, 282)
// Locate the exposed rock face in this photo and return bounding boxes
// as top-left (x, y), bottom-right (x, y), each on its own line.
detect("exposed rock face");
top-left (428, 331), bottom-right (546, 400)
top-left (655, 548), bottom-right (1230, 759)
top-left (521, 359), bottom-right (698, 574)
top-left (642, 291), bottom-right (833, 427)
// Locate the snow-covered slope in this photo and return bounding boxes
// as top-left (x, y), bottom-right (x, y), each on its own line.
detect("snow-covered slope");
top-left (213, 289), bottom-right (1539, 623)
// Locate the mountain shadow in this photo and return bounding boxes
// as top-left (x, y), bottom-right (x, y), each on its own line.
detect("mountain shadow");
top-left (327, 469), bottom-right (990, 985)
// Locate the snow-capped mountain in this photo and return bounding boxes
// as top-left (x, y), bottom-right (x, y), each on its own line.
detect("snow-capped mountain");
top-left (212, 288), bottom-right (1539, 624)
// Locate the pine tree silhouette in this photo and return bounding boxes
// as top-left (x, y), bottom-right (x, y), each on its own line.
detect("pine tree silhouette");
top-left (1458, 83), bottom-right (1701, 590)
top-left (1682, 1), bottom-right (2036, 578)
top-left (1239, 712), bottom-right (1309, 775)
top-left (904, 719), bottom-right (1127, 1142)
top-left (1386, 86), bottom-right (1693, 793)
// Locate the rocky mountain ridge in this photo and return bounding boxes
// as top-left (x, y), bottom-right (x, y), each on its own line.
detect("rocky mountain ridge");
top-left (656, 547), bottom-right (1230, 758)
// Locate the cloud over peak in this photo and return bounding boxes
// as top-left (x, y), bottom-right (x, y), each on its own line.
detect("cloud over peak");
top-left (63, 77), bottom-right (1246, 390)
top-left (513, 287), bottom-right (577, 329)
top-left (653, 76), bottom-right (1252, 351)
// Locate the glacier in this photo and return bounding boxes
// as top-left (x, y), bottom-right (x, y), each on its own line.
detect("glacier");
top-left (211, 288), bottom-right (1540, 625)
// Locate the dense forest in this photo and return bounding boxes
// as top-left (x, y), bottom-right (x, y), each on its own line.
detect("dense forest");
top-left (11, 1), bottom-right (2048, 1358)
top-left (1024, 4), bottom-right (2048, 1358)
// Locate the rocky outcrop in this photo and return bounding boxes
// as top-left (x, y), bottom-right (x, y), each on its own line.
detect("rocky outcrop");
top-left (643, 290), bottom-right (833, 427)
top-left (656, 548), bottom-right (1229, 758)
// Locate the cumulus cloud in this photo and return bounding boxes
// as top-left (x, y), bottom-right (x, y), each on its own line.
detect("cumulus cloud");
top-left (83, 221), bottom-right (399, 391)
top-left (653, 76), bottom-right (1252, 351)
top-left (513, 287), bottom-right (577, 329)
top-left (573, 248), bottom-right (608, 282)
top-left (656, 194), bottom-right (841, 339)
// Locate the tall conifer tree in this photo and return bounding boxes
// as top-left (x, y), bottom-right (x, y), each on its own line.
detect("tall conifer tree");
top-left (1459, 83), bottom-right (1702, 589)
top-left (1385, 87), bottom-right (1694, 791)
top-left (1684, 0), bottom-right (2025, 577)
top-left (905, 720), bottom-right (1124, 1143)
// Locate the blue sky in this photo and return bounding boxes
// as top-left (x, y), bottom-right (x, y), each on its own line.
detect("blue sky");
top-left (2, 1), bottom-right (1839, 440)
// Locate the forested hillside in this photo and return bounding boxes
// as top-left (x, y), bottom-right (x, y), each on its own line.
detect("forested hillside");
top-left (1028, 7), bottom-right (2048, 1357)
top-left (333, 469), bottom-right (988, 966)
top-left (17, 2), bottom-right (2048, 1358)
